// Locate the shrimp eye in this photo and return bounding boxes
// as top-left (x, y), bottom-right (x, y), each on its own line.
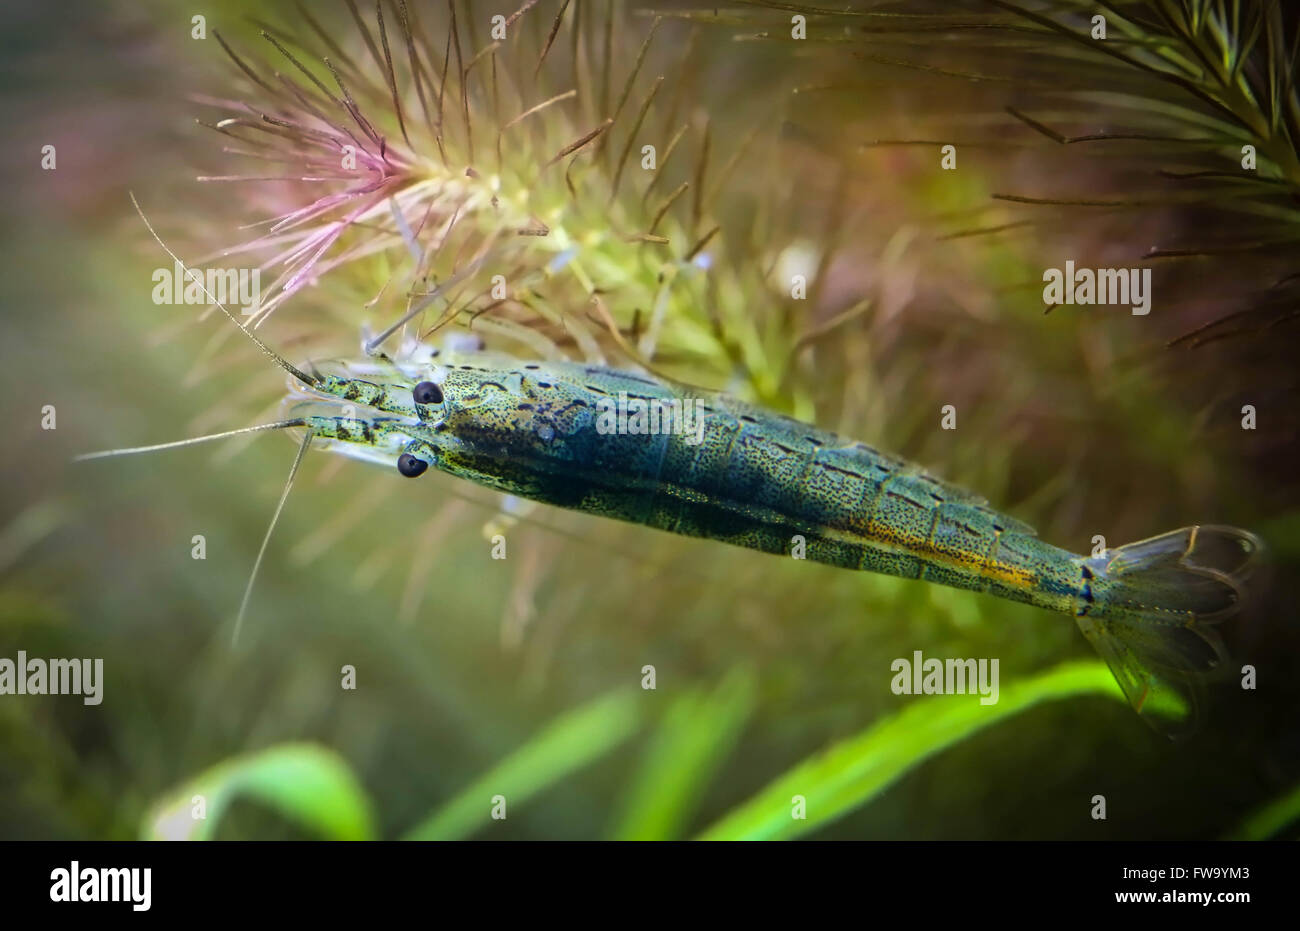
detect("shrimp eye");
top-left (413, 381), bottom-right (443, 405)
top-left (397, 453), bottom-right (429, 478)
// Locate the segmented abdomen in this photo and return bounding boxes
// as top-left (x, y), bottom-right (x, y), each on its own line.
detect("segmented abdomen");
top-left (437, 361), bottom-right (1081, 612)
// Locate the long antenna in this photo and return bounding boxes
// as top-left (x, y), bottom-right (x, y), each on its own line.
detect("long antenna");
top-left (129, 191), bottom-right (319, 387)
top-left (74, 420), bottom-right (306, 462)
top-left (232, 427), bottom-right (314, 646)
top-left (363, 249), bottom-right (489, 354)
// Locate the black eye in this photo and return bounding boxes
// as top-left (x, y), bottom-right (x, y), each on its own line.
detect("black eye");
top-left (397, 453), bottom-right (429, 477)
top-left (413, 381), bottom-right (443, 405)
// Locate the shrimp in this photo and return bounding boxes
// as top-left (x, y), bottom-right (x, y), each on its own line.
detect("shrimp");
top-left (351, 358), bottom-right (1262, 736)
top-left (83, 196), bottom-right (1262, 737)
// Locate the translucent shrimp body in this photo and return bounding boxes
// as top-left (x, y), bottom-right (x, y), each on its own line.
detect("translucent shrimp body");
top-left (298, 353), bottom-right (1261, 735)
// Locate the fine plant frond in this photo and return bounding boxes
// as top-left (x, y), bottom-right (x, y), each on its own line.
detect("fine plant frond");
top-left (190, 0), bottom-right (793, 397)
top-left (687, 0), bottom-right (1300, 346)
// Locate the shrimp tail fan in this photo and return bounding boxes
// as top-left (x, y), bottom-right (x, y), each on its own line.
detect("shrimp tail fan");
top-left (1075, 525), bottom-right (1263, 738)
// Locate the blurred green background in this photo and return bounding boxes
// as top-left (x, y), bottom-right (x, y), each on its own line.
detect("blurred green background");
top-left (1, 0), bottom-right (1297, 840)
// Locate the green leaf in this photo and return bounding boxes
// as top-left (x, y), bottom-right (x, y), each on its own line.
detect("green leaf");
top-left (697, 661), bottom-right (1125, 841)
top-left (1227, 781), bottom-right (1300, 840)
top-left (144, 743), bottom-right (375, 840)
top-left (610, 666), bottom-right (756, 840)
top-left (403, 689), bottom-right (642, 840)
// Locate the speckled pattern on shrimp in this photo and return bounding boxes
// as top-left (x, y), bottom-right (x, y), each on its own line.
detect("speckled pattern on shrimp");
top-left (281, 350), bottom-right (1262, 733)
